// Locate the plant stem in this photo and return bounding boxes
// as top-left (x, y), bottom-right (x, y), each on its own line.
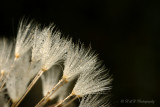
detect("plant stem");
top-left (55, 93), bottom-right (74, 107)
top-left (63, 95), bottom-right (79, 107)
top-left (36, 78), bottom-right (66, 106)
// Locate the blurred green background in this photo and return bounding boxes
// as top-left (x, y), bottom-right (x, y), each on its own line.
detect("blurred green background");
top-left (0, 0), bottom-right (159, 107)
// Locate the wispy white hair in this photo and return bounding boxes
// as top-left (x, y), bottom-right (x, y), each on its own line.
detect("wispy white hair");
top-left (63, 43), bottom-right (97, 81)
top-left (15, 20), bottom-right (36, 59)
top-left (72, 64), bottom-right (112, 96)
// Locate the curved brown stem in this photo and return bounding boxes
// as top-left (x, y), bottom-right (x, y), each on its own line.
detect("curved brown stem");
top-left (63, 96), bottom-right (79, 107)
top-left (55, 93), bottom-right (74, 107)
top-left (35, 78), bottom-right (66, 107)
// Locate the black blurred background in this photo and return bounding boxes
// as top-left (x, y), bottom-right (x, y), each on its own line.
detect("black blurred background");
top-left (0, 0), bottom-right (160, 107)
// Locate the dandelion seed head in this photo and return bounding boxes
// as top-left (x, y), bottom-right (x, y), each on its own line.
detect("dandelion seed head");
top-left (63, 43), bottom-right (97, 81)
top-left (72, 65), bottom-right (112, 96)
top-left (0, 20), bottom-right (112, 107)
top-left (15, 20), bottom-right (36, 59)
top-left (32, 25), bottom-right (71, 71)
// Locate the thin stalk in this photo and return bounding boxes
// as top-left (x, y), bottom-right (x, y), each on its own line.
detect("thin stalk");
top-left (63, 96), bottom-right (79, 107)
top-left (12, 70), bottom-right (44, 107)
top-left (36, 78), bottom-right (66, 106)
top-left (55, 93), bottom-right (74, 107)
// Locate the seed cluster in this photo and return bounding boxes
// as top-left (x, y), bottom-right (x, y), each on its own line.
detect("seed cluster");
top-left (0, 20), bottom-right (112, 107)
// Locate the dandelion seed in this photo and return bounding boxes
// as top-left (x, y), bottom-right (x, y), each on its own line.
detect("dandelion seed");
top-left (72, 65), bottom-right (112, 96)
top-left (63, 43), bottom-right (97, 81)
top-left (32, 25), bottom-right (71, 70)
top-left (55, 63), bottom-right (112, 107)
top-left (40, 32), bottom-right (71, 71)
top-left (15, 20), bottom-right (36, 60)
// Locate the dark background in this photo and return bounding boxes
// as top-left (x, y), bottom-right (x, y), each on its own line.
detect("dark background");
top-left (0, 0), bottom-right (159, 107)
